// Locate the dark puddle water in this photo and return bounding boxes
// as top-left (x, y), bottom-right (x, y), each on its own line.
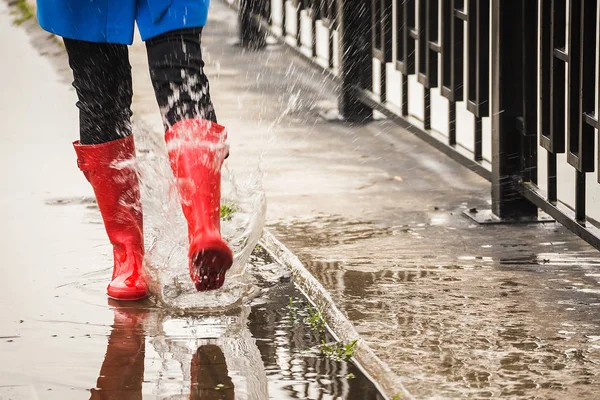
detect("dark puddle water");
top-left (88, 268), bottom-right (384, 399)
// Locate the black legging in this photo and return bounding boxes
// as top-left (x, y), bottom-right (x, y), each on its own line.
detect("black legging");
top-left (63, 28), bottom-right (217, 145)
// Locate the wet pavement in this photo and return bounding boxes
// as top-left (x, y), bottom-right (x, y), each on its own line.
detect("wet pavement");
top-left (4, 0), bottom-right (600, 398)
top-left (197, 3), bottom-right (600, 399)
top-left (0, 1), bottom-right (384, 399)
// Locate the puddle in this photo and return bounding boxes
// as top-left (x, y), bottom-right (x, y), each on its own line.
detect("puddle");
top-left (87, 282), bottom-right (385, 400)
top-left (0, 245), bottom-right (385, 400)
top-left (272, 215), bottom-right (600, 399)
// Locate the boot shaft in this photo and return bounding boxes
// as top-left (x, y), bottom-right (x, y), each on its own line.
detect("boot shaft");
top-left (165, 119), bottom-right (233, 291)
top-left (73, 135), bottom-right (145, 279)
top-left (165, 119), bottom-right (229, 238)
top-left (73, 135), bottom-right (144, 243)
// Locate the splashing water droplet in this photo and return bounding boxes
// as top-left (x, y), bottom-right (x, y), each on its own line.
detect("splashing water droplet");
top-left (133, 120), bottom-right (266, 312)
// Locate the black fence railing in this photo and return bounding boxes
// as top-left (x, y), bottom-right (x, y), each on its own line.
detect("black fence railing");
top-left (237, 0), bottom-right (600, 250)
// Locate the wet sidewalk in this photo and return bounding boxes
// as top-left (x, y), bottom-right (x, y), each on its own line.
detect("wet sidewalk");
top-left (3, 0), bottom-right (600, 399)
top-left (189, 3), bottom-right (600, 399)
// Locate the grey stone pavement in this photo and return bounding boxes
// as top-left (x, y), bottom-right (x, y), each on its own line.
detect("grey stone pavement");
top-left (3, 1), bottom-right (600, 399)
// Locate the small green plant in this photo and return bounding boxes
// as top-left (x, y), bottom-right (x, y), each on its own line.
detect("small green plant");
top-left (392, 394), bottom-right (403, 400)
top-left (287, 298), bottom-right (359, 363)
top-left (220, 202), bottom-right (237, 221)
top-left (304, 304), bottom-right (326, 333)
top-left (320, 339), bottom-right (358, 362)
top-left (11, 0), bottom-right (34, 25)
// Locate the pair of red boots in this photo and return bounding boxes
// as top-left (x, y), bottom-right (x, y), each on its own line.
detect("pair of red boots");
top-left (74, 119), bottom-right (233, 300)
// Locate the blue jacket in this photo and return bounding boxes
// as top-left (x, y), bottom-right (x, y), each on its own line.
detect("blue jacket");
top-left (36, 0), bottom-right (210, 45)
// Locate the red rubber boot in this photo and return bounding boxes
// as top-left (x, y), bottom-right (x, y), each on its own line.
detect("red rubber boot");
top-left (74, 135), bottom-right (148, 300)
top-left (165, 119), bottom-right (233, 291)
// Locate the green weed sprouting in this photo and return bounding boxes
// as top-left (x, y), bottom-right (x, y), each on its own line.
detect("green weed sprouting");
top-left (287, 297), bottom-right (358, 364)
top-left (220, 202), bottom-right (238, 221)
top-left (320, 339), bottom-right (358, 362)
top-left (304, 304), bottom-right (326, 333)
top-left (11, 0), bottom-right (34, 25)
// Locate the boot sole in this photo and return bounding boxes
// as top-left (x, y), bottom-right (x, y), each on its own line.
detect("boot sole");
top-left (107, 288), bottom-right (149, 301)
top-left (191, 247), bottom-right (233, 291)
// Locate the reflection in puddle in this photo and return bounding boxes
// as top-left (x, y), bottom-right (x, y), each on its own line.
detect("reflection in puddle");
top-left (190, 344), bottom-right (235, 399)
top-left (85, 270), bottom-right (384, 399)
top-left (90, 302), bottom-right (147, 399)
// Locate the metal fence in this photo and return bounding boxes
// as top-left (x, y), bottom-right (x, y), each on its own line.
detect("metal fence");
top-left (237, 0), bottom-right (600, 250)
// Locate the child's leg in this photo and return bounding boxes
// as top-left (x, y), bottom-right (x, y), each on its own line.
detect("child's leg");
top-left (145, 28), bottom-right (232, 292)
top-left (64, 38), bottom-right (147, 301)
top-left (144, 27), bottom-right (217, 129)
top-left (63, 39), bottom-right (133, 144)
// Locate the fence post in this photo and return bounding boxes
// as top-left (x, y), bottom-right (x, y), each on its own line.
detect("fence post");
top-left (337, 0), bottom-right (373, 122)
top-left (239, 0), bottom-right (267, 49)
top-left (490, 0), bottom-right (538, 219)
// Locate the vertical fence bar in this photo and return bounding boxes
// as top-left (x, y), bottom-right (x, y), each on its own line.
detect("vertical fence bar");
top-left (467, 0), bottom-right (488, 161)
top-left (418, 0), bottom-right (439, 131)
top-left (548, 155), bottom-right (558, 203)
top-left (491, 0), bottom-right (538, 219)
top-left (474, 116), bottom-right (482, 161)
top-left (566, 0), bottom-right (583, 170)
top-left (467, 0), bottom-right (490, 118)
top-left (310, 1), bottom-right (318, 57)
top-left (338, 0), bottom-right (374, 122)
top-left (539, 0), bottom-right (552, 150)
top-left (441, 0), bottom-right (464, 102)
top-left (573, 0), bottom-right (598, 222)
top-left (540, 0), bottom-right (561, 202)
top-left (382, 0), bottom-right (393, 102)
top-left (576, 171), bottom-right (587, 222)
top-left (521, 0), bottom-right (538, 184)
top-left (448, 102), bottom-right (457, 145)
top-left (424, 87), bottom-right (432, 129)
top-left (569, 0), bottom-right (597, 173)
top-left (395, 0), bottom-right (416, 117)
top-left (441, 0), bottom-right (464, 146)
top-left (401, 75), bottom-right (409, 116)
top-left (372, 0), bottom-right (393, 102)
top-left (295, 0), bottom-right (303, 47)
top-left (552, 0), bottom-right (567, 154)
top-left (418, 0), bottom-right (439, 88)
top-left (325, 0), bottom-right (338, 69)
top-left (239, 0), bottom-right (268, 49)
top-left (395, 0), bottom-right (416, 74)
top-left (282, 0), bottom-right (287, 35)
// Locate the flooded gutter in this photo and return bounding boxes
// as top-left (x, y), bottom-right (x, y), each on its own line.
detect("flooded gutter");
top-left (260, 229), bottom-right (415, 400)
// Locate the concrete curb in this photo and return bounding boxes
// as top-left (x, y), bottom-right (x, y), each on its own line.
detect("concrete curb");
top-left (260, 229), bottom-right (415, 400)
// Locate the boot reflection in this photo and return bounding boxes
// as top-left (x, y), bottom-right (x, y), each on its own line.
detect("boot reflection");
top-left (190, 344), bottom-right (234, 400)
top-left (90, 300), bottom-right (147, 400)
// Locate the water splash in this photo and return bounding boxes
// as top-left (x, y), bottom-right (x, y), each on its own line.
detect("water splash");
top-left (133, 120), bottom-right (266, 312)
